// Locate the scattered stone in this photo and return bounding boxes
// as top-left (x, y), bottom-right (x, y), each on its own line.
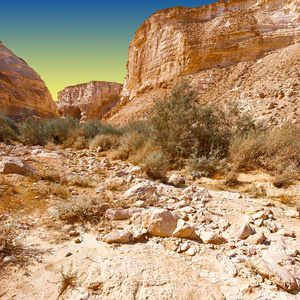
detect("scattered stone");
top-left (247, 232), bottom-right (266, 245)
top-left (235, 223), bottom-right (253, 240)
top-left (0, 156), bottom-right (37, 177)
top-left (185, 247), bottom-right (196, 256)
top-left (106, 207), bottom-right (143, 220)
top-left (147, 209), bottom-right (179, 237)
top-left (3, 256), bottom-right (17, 264)
top-left (201, 231), bottom-right (227, 245)
top-left (37, 152), bottom-right (66, 159)
top-left (71, 191), bottom-right (79, 196)
top-left (278, 229), bottom-right (296, 238)
top-left (132, 228), bottom-right (148, 240)
top-left (253, 211), bottom-right (268, 220)
top-left (69, 230), bottom-right (80, 237)
top-left (102, 231), bottom-right (132, 244)
top-left (254, 219), bottom-right (264, 227)
top-left (172, 219), bottom-right (199, 240)
top-left (219, 256), bottom-right (238, 277)
top-left (264, 219), bottom-right (278, 233)
top-left (179, 242), bottom-right (190, 252)
top-left (262, 253), bottom-right (298, 292)
top-left (284, 210), bottom-right (299, 219)
top-left (218, 219), bottom-right (230, 231)
top-left (75, 237), bottom-right (82, 243)
top-left (180, 206), bottom-right (196, 214)
top-left (133, 200), bottom-right (146, 207)
top-left (123, 181), bottom-right (158, 199)
top-left (168, 174), bottom-right (185, 186)
top-left (65, 252), bottom-right (73, 257)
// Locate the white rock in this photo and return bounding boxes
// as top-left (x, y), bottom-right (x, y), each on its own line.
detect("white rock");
top-left (180, 206), bottom-right (196, 214)
top-left (201, 231), bottom-right (227, 245)
top-left (172, 219), bottom-right (198, 240)
top-left (252, 211), bottom-right (268, 220)
top-left (285, 210), bottom-right (299, 219)
top-left (134, 200), bottom-right (146, 207)
top-left (180, 242), bottom-right (190, 252)
top-left (102, 231), bottom-right (132, 244)
top-left (147, 209), bottom-right (180, 237)
top-left (124, 181), bottom-right (158, 199)
top-left (185, 247), bottom-right (196, 256)
top-left (168, 174), bottom-right (185, 186)
top-left (262, 253), bottom-right (297, 292)
top-left (0, 156), bottom-right (37, 177)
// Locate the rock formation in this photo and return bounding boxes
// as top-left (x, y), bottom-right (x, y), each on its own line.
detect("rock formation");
top-left (105, 0), bottom-right (300, 125)
top-left (56, 81), bottom-right (122, 121)
top-left (0, 41), bottom-right (58, 119)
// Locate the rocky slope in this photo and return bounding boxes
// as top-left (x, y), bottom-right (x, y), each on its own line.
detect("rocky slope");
top-left (105, 0), bottom-right (300, 125)
top-left (0, 143), bottom-right (300, 299)
top-left (57, 81), bottom-right (122, 121)
top-left (0, 41), bottom-right (58, 119)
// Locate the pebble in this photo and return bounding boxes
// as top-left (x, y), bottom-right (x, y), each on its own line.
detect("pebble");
top-left (185, 247), bottom-right (196, 256)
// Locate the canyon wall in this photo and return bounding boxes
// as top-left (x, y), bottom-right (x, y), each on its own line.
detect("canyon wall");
top-left (56, 81), bottom-right (122, 121)
top-left (105, 0), bottom-right (300, 125)
top-left (0, 41), bottom-right (58, 119)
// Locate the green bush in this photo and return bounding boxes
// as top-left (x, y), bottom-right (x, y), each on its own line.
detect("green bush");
top-left (0, 113), bottom-right (19, 142)
top-left (19, 116), bottom-right (53, 145)
top-left (89, 134), bottom-right (120, 151)
top-left (82, 121), bottom-right (122, 139)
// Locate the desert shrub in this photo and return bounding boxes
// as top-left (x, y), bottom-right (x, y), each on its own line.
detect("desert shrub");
top-left (188, 151), bottom-right (227, 178)
top-left (0, 113), bottom-right (19, 143)
top-left (150, 81), bottom-right (258, 171)
top-left (82, 121), bottom-right (122, 140)
top-left (89, 134), bottom-right (120, 151)
top-left (130, 140), bottom-right (169, 179)
top-left (0, 220), bottom-right (23, 255)
top-left (19, 116), bottom-right (53, 145)
top-left (112, 121), bottom-right (150, 160)
top-left (20, 116), bottom-right (80, 146)
top-left (224, 171), bottom-right (240, 187)
top-left (36, 169), bottom-right (61, 183)
top-left (54, 196), bottom-right (105, 223)
top-left (272, 165), bottom-right (298, 188)
top-left (229, 124), bottom-right (300, 177)
top-left (47, 117), bottom-right (79, 144)
top-left (150, 80), bottom-right (198, 161)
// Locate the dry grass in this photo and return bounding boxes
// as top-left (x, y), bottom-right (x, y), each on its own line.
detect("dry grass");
top-left (229, 125), bottom-right (300, 180)
top-left (36, 169), bottom-right (61, 183)
top-left (89, 134), bottom-right (120, 151)
top-left (53, 196), bottom-right (107, 223)
top-left (224, 171), bottom-right (240, 187)
top-left (0, 219), bottom-right (24, 257)
top-left (276, 194), bottom-right (296, 206)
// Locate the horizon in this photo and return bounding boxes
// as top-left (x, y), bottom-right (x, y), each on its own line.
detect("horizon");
top-left (0, 0), bottom-right (214, 100)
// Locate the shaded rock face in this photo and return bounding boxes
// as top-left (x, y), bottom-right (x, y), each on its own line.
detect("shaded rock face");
top-left (106, 0), bottom-right (300, 125)
top-left (56, 81), bottom-right (122, 121)
top-left (0, 41), bottom-right (58, 119)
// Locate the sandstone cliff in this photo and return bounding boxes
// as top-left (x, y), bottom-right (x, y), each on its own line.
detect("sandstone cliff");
top-left (105, 0), bottom-right (300, 125)
top-left (0, 41), bottom-right (58, 119)
top-left (57, 81), bottom-right (122, 121)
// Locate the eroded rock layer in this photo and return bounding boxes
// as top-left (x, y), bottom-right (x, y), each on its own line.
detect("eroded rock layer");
top-left (57, 81), bottom-right (122, 121)
top-left (106, 0), bottom-right (300, 125)
top-left (0, 41), bottom-right (58, 118)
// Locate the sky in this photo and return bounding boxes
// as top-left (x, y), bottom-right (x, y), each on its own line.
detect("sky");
top-left (0, 0), bottom-right (215, 100)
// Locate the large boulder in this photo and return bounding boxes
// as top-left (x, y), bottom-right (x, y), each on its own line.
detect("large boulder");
top-left (0, 156), bottom-right (37, 177)
top-left (145, 209), bottom-right (180, 237)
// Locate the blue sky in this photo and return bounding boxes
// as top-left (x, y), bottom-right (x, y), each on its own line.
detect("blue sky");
top-left (0, 0), bottom-right (215, 99)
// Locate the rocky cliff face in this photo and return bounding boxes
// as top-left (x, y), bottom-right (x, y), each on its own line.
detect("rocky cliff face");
top-left (0, 41), bottom-right (58, 119)
top-left (57, 81), bottom-right (122, 121)
top-left (106, 0), bottom-right (300, 125)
